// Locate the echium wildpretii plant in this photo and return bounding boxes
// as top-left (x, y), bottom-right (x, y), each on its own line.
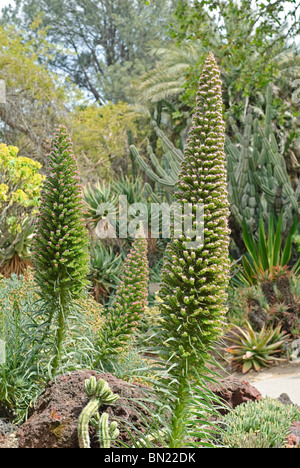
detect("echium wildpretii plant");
top-left (158, 53), bottom-right (230, 447)
top-left (32, 126), bottom-right (90, 376)
top-left (95, 223), bottom-right (149, 365)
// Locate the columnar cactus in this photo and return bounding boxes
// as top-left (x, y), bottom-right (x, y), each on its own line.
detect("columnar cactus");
top-left (96, 223), bottom-right (149, 363)
top-left (158, 53), bottom-right (230, 447)
top-left (91, 412), bottom-right (120, 448)
top-left (78, 377), bottom-right (119, 449)
top-left (32, 126), bottom-right (89, 375)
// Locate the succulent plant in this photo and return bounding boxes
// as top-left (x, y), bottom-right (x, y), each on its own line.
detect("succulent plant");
top-left (221, 396), bottom-right (300, 448)
top-left (78, 376), bottom-right (119, 449)
top-left (226, 321), bottom-right (289, 373)
top-left (91, 412), bottom-right (120, 449)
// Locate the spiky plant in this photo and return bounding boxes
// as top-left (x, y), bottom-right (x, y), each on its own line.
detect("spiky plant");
top-left (32, 126), bottom-right (90, 376)
top-left (158, 53), bottom-right (230, 447)
top-left (95, 224), bottom-right (149, 364)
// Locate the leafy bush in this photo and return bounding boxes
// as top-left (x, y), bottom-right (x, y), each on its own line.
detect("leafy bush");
top-left (0, 144), bottom-right (43, 274)
top-left (233, 213), bottom-right (300, 287)
top-left (221, 397), bottom-right (300, 448)
top-left (226, 321), bottom-right (289, 373)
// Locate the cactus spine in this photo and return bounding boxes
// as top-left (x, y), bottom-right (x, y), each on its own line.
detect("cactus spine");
top-left (78, 377), bottom-right (119, 449)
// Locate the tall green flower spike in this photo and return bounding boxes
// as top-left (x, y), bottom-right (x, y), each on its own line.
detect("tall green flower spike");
top-left (95, 223), bottom-right (149, 364)
top-left (32, 126), bottom-right (90, 375)
top-left (158, 53), bottom-right (230, 447)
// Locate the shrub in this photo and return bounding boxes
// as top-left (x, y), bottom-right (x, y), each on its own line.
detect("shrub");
top-left (221, 397), bottom-right (300, 448)
top-left (0, 270), bottom-right (103, 422)
top-left (0, 143), bottom-right (43, 275)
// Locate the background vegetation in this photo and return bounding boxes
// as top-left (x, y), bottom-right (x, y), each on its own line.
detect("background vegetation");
top-left (0, 0), bottom-right (299, 449)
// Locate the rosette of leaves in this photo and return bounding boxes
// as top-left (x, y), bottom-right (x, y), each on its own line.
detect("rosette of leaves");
top-left (226, 322), bottom-right (289, 374)
top-left (0, 144), bottom-right (43, 276)
top-left (95, 224), bottom-right (149, 365)
top-left (157, 53), bottom-right (230, 447)
top-left (32, 126), bottom-right (90, 376)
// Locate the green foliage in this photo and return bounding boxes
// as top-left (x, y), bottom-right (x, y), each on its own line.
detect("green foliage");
top-left (72, 102), bottom-right (146, 179)
top-left (293, 233), bottom-right (300, 253)
top-left (233, 213), bottom-right (300, 287)
top-left (226, 322), bottom-right (289, 374)
top-left (95, 224), bottom-right (149, 365)
top-left (0, 270), bottom-right (103, 423)
top-left (221, 397), bottom-right (300, 448)
top-left (89, 242), bottom-right (122, 304)
top-left (0, 24), bottom-right (72, 162)
top-left (78, 376), bottom-right (119, 449)
top-left (226, 86), bottom-right (299, 235)
top-left (32, 126), bottom-right (90, 376)
top-left (7, 0), bottom-right (177, 103)
top-left (157, 53), bottom-right (230, 447)
top-left (0, 143), bottom-right (43, 268)
top-left (169, 1), bottom-right (299, 119)
top-left (0, 272), bottom-right (42, 422)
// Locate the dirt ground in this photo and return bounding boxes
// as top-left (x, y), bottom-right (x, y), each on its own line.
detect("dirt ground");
top-left (231, 360), bottom-right (300, 382)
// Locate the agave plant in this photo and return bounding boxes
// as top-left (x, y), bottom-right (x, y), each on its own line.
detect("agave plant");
top-left (89, 242), bottom-right (122, 303)
top-left (83, 182), bottom-right (118, 230)
top-left (233, 212), bottom-right (300, 287)
top-left (226, 321), bottom-right (289, 373)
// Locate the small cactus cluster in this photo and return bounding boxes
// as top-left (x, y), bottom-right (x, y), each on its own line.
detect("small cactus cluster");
top-left (96, 223), bottom-right (149, 363)
top-left (78, 376), bottom-right (119, 449)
